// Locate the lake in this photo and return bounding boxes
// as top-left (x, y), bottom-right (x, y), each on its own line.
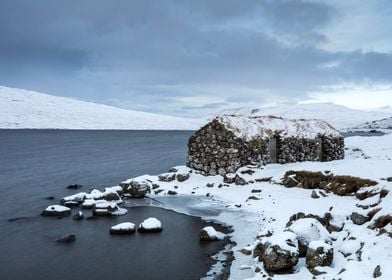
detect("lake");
top-left (0, 130), bottom-right (227, 280)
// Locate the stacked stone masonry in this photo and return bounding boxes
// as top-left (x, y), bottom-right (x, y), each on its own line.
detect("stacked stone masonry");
top-left (187, 117), bottom-right (344, 176)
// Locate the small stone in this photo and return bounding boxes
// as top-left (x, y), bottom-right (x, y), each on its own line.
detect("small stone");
top-left (158, 173), bottom-right (176, 182)
top-left (251, 189), bottom-right (262, 193)
top-left (72, 211), bottom-right (84, 221)
top-left (311, 190), bottom-right (320, 199)
top-left (235, 175), bottom-right (247, 186)
top-left (167, 190), bottom-right (177, 195)
top-left (66, 184), bottom-right (83, 190)
top-left (373, 265), bottom-right (382, 278)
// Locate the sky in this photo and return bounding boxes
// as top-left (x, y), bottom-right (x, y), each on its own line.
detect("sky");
top-left (0, 0), bottom-right (391, 117)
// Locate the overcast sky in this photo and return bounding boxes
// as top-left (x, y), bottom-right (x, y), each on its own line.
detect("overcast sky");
top-left (1, 0), bottom-right (391, 117)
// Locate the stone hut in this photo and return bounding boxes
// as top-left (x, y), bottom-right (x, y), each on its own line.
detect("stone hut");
top-left (187, 115), bottom-right (344, 176)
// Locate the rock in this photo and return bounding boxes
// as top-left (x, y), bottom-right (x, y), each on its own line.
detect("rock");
top-left (41, 205), bottom-right (71, 217)
top-left (176, 172), bottom-right (190, 182)
top-left (127, 179), bottom-right (151, 198)
top-left (223, 173), bottom-right (236, 184)
top-left (256, 232), bottom-right (299, 272)
top-left (247, 196), bottom-right (260, 201)
top-left (373, 265), bottom-right (382, 278)
top-left (103, 192), bottom-right (121, 201)
top-left (311, 190), bottom-right (320, 199)
top-left (168, 167), bottom-right (178, 173)
top-left (206, 183), bottom-right (214, 188)
top-left (72, 211), bottom-right (84, 221)
top-left (44, 196), bottom-right (55, 200)
top-left (56, 234), bottom-right (76, 244)
top-left (63, 201), bottom-right (80, 207)
top-left (93, 201), bottom-right (127, 216)
top-left (251, 189), bottom-right (262, 193)
top-left (286, 218), bottom-right (330, 257)
top-left (235, 175), bottom-right (247, 186)
top-left (350, 212), bottom-right (370, 225)
top-left (138, 217), bottom-right (162, 233)
top-left (199, 226), bottom-right (224, 241)
top-left (240, 246), bottom-right (252, 255)
top-left (66, 184), bottom-right (83, 190)
top-left (158, 173), bottom-right (176, 182)
top-left (306, 241), bottom-right (333, 268)
top-left (167, 190), bottom-right (177, 195)
top-left (110, 222), bottom-right (136, 234)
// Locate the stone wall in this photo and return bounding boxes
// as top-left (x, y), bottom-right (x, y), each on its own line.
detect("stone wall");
top-left (187, 120), bottom-right (345, 175)
top-left (187, 119), bottom-right (270, 176)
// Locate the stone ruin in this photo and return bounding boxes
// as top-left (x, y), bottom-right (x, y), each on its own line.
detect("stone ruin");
top-left (187, 115), bottom-right (344, 176)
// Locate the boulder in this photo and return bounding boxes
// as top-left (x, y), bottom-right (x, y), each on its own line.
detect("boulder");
top-left (176, 172), bottom-right (190, 182)
top-left (286, 218), bottom-right (330, 257)
top-left (103, 192), bottom-right (121, 201)
top-left (110, 222), bottom-right (136, 234)
top-left (223, 173), bottom-right (236, 184)
top-left (350, 212), bottom-right (370, 225)
top-left (306, 241), bottom-right (333, 268)
top-left (41, 205), bottom-right (71, 217)
top-left (138, 217), bottom-right (162, 233)
top-left (256, 232), bottom-right (299, 272)
top-left (199, 226), bottom-right (225, 241)
top-left (235, 175), bottom-right (247, 186)
top-left (167, 190), bottom-right (177, 195)
top-left (127, 179), bottom-right (152, 198)
top-left (56, 234), bottom-right (76, 244)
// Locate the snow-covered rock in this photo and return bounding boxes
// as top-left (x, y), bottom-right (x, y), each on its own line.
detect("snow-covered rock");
top-left (306, 240), bottom-right (334, 268)
top-left (138, 217), bottom-right (162, 233)
top-left (73, 211), bottom-right (84, 221)
top-left (199, 226), bottom-right (225, 241)
top-left (110, 222), bottom-right (136, 234)
top-left (286, 218), bottom-right (330, 256)
top-left (41, 205), bottom-right (71, 217)
top-left (0, 85), bottom-right (202, 130)
top-left (123, 177), bottom-right (152, 198)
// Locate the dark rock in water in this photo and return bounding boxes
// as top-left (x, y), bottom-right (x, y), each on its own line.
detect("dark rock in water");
top-left (57, 234), bottom-right (76, 244)
top-left (41, 205), bottom-right (71, 217)
top-left (351, 212), bottom-right (370, 225)
top-left (373, 265), bottom-right (382, 278)
top-left (176, 172), bottom-right (190, 182)
top-left (63, 201), bottom-right (80, 207)
top-left (199, 226), bottom-right (222, 241)
top-left (8, 217), bottom-right (31, 222)
top-left (67, 184), bottom-right (83, 190)
top-left (73, 211), bottom-right (84, 221)
top-left (44, 196), bottom-right (55, 200)
top-left (167, 190), bottom-right (177, 195)
top-left (306, 241), bottom-right (333, 268)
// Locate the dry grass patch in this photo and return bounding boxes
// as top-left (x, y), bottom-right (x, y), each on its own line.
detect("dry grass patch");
top-left (283, 171), bottom-right (377, 196)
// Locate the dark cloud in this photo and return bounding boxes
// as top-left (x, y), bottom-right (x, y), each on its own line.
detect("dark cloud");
top-left (0, 0), bottom-right (391, 116)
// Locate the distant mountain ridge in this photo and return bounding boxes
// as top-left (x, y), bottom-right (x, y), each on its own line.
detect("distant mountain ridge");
top-left (220, 103), bottom-right (391, 131)
top-left (0, 86), bottom-right (203, 130)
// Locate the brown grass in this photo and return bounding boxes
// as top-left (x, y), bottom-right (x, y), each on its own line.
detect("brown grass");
top-left (283, 171), bottom-right (377, 196)
top-left (373, 215), bottom-right (392, 228)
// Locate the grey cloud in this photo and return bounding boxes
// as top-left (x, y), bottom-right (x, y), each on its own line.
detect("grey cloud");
top-left (0, 0), bottom-right (391, 116)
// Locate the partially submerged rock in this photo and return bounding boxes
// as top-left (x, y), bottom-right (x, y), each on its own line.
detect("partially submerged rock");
top-left (73, 211), bottom-right (84, 221)
top-left (110, 222), bottom-right (136, 234)
top-left (41, 205), bottom-right (71, 217)
top-left (92, 201), bottom-right (127, 216)
top-left (66, 184), bottom-right (83, 190)
top-left (306, 240), bottom-right (334, 268)
top-left (199, 226), bottom-right (225, 241)
top-left (56, 234), bottom-right (76, 244)
top-left (138, 217), bottom-right (162, 233)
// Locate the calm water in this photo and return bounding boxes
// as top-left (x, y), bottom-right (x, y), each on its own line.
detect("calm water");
top-left (0, 130), bottom-right (227, 280)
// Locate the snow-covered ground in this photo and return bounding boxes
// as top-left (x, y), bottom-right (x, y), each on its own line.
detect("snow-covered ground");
top-left (129, 134), bottom-right (392, 279)
top-left (354, 117), bottom-right (392, 132)
top-left (53, 133), bottom-right (392, 279)
top-left (220, 103), bottom-right (391, 131)
top-left (0, 85), bottom-right (203, 130)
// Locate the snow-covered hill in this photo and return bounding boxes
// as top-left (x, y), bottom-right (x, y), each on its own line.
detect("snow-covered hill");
top-left (220, 103), bottom-right (391, 131)
top-left (0, 86), bottom-right (203, 130)
top-left (355, 117), bottom-right (392, 131)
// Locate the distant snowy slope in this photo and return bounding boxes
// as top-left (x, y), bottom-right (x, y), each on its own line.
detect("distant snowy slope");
top-left (220, 103), bottom-right (391, 131)
top-left (0, 86), bottom-right (203, 130)
top-left (355, 117), bottom-right (392, 131)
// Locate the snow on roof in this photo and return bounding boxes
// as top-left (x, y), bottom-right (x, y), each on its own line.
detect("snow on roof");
top-left (217, 115), bottom-right (341, 141)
